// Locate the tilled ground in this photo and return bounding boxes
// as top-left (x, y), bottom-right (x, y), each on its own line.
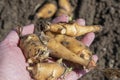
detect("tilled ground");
top-left (0, 0), bottom-right (120, 80)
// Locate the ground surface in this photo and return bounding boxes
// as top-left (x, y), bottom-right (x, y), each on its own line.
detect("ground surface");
top-left (0, 0), bottom-right (120, 80)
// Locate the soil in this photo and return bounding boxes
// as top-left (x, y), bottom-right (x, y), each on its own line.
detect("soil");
top-left (0, 0), bottom-right (120, 80)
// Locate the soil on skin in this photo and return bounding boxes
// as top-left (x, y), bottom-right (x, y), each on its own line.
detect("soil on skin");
top-left (0, 0), bottom-right (120, 80)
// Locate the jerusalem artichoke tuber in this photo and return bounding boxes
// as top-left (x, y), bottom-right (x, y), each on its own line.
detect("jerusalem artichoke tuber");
top-left (36, 2), bottom-right (57, 19)
top-left (56, 0), bottom-right (73, 17)
top-left (47, 38), bottom-right (95, 68)
top-left (19, 34), bottom-right (49, 63)
top-left (27, 62), bottom-right (66, 80)
top-left (55, 34), bottom-right (92, 60)
top-left (45, 22), bottom-right (102, 37)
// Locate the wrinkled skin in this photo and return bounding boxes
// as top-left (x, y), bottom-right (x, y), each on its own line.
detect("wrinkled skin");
top-left (0, 15), bottom-right (98, 80)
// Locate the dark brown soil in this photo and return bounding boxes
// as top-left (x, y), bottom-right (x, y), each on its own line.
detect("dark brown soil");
top-left (0, 0), bottom-right (120, 80)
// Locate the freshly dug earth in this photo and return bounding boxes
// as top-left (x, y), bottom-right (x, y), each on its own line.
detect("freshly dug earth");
top-left (0, 0), bottom-right (120, 80)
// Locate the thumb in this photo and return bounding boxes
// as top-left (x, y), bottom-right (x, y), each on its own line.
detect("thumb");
top-left (4, 31), bottom-right (19, 46)
top-left (3, 24), bottom-right (34, 46)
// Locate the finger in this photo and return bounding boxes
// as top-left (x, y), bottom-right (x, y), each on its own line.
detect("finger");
top-left (76, 19), bottom-right (95, 47)
top-left (3, 24), bottom-right (34, 46)
top-left (76, 19), bottom-right (85, 26)
top-left (21, 24), bottom-right (34, 36)
top-left (52, 15), bottom-right (69, 23)
top-left (81, 32), bottom-right (95, 47)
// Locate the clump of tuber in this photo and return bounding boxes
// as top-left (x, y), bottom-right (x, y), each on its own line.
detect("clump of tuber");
top-left (35, 0), bottom-right (73, 19)
top-left (19, 33), bottom-right (68, 80)
top-left (18, 20), bottom-right (102, 80)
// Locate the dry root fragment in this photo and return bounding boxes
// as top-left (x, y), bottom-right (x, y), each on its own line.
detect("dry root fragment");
top-left (27, 62), bottom-right (66, 80)
top-left (36, 2), bottom-right (57, 19)
top-left (19, 34), bottom-right (49, 62)
top-left (47, 38), bottom-right (95, 68)
top-left (45, 22), bottom-right (102, 37)
top-left (56, 0), bottom-right (73, 17)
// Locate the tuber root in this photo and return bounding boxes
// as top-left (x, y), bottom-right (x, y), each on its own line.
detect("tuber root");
top-left (45, 22), bottom-right (102, 37)
top-left (47, 38), bottom-right (95, 68)
top-left (55, 35), bottom-right (92, 60)
top-left (27, 62), bottom-right (66, 80)
top-left (56, 0), bottom-right (73, 17)
top-left (19, 34), bottom-right (49, 63)
top-left (36, 2), bottom-right (57, 19)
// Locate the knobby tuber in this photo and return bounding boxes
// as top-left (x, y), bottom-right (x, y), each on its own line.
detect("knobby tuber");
top-left (27, 62), bottom-right (66, 80)
top-left (55, 35), bottom-right (92, 60)
top-left (56, 0), bottom-right (73, 17)
top-left (19, 34), bottom-right (49, 63)
top-left (36, 2), bottom-right (57, 19)
top-left (47, 38), bottom-right (95, 68)
top-left (45, 22), bottom-right (102, 37)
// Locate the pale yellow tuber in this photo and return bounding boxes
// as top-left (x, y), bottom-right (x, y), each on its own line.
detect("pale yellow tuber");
top-left (19, 34), bottom-right (49, 62)
top-left (45, 22), bottom-right (102, 37)
top-left (56, 0), bottom-right (73, 17)
top-left (36, 2), bottom-right (57, 19)
top-left (55, 35), bottom-right (92, 60)
top-left (47, 38), bottom-right (95, 68)
top-left (27, 62), bottom-right (66, 80)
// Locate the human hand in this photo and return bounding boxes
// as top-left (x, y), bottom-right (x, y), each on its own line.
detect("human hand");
top-left (0, 24), bottom-right (34, 80)
top-left (0, 15), bottom-right (98, 80)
